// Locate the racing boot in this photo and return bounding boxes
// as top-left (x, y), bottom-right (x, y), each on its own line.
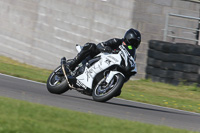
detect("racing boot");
top-left (65, 42), bottom-right (96, 71)
top-left (67, 53), bottom-right (83, 71)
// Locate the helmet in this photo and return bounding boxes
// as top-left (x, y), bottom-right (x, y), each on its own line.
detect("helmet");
top-left (124, 28), bottom-right (141, 49)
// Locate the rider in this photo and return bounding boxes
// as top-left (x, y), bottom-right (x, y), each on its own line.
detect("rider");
top-left (65, 28), bottom-right (141, 77)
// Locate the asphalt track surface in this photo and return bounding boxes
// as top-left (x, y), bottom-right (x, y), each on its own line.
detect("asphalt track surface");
top-left (0, 73), bottom-right (200, 132)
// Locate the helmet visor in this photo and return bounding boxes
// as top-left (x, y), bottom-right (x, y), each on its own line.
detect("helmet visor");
top-left (127, 38), bottom-right (139, 46)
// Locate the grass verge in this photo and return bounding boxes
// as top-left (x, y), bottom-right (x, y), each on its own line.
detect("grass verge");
top-left (0, 55), bottom-right (200, 113)
top-left (0, 56), bottom-right (51, 83)
top-left (121, 79), bottom-right (200, 113)
top-left (0, 96), bottom-right (198, 133)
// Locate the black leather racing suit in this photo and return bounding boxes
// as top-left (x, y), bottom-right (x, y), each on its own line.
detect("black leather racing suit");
top-left (68, 38), bottom-right (122, 70)
top-left (97, 38), bottom-right (123, 52)
top-left (78, 38), bottom-right (123, 58)
top-left (68, 38), bottom-right (136, 79)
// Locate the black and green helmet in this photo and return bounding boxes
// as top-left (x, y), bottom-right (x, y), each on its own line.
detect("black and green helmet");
top-left (124, 28), bottom-right (141, 49)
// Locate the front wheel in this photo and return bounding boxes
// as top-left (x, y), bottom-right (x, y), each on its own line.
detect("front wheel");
top-left (47, 66), bottom-right (69, 94)
top-left (92, 74), bottom-right (124, 102)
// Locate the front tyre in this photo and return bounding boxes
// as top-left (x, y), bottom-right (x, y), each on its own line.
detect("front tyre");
top-left (92, 74), bottom-right (124, 102)
top-left (47, 66), bottom-right (69, 94)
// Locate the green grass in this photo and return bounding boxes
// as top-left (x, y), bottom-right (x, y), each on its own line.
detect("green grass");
top-left (1, 55), bottom-right (200, 114)
top-left (0, 96), bottom-right (197, 133)
top-left (120, 79), bottom-right (200, 113)
top-left (0, 56), bottom-right (51, 83)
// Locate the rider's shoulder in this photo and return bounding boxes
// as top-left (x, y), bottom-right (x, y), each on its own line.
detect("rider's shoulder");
top-left (106, 38), bottom-right (122, 43)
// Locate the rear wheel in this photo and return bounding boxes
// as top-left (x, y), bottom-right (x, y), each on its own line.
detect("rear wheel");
top-left (92, 74), bottom-right (124, 102)
top-left (47, 66), bottom-right (69, 94)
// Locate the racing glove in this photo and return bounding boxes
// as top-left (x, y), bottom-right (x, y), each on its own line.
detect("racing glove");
top-left (97, 43), bottom-right (112, 53)
top-left (103, 46), bottom-right (112, 53)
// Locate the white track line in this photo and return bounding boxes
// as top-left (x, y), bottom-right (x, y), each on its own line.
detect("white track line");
top-left (1, 73), bottom-right (200, 116)
top-left (0, 73), bottom-right (45, 85)
top-left (115, 98), bottom-right (200, 116)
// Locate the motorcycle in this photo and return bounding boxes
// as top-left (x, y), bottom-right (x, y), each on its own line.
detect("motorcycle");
top-left (46, 44), bottom-right (137, 102)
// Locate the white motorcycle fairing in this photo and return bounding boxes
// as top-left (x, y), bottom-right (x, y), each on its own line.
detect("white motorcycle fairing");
top-left (75, 45), bottom-right (137, 89)
top-left (76, 53), bottom-right (123, 89)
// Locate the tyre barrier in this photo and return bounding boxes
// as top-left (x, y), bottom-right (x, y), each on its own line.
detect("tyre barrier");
top-left (149, 40), bottom-right (200, 56)
top-left (147, 58), bottom-right (200, 73)
top-left (146, 40), bottom-right (200, 85)
top-left (148, 49), bottom-right (200, 66)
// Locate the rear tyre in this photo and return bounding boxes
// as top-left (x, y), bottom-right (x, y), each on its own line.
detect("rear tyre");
top-left (47, 66), bottom-right (69, 94)
top-left (92, 74), bottom-right (124, 102)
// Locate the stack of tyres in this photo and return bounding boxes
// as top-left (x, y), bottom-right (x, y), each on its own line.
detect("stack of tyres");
top-left (146, 40), bottom-right (200, 85)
